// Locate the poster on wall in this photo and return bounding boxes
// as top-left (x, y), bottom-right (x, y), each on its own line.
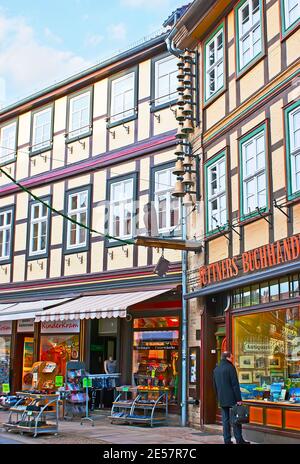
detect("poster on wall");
top-left (40, 320), bottom-right (80, 334)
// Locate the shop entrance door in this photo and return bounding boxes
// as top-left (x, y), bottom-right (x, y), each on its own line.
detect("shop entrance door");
top-left (215, 325), bottom-right (226, 424)
top-left (13, 334), bottom-right (34, 392)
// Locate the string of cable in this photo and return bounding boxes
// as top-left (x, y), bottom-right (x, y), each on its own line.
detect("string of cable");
top-left (0, 165), bottom-right (134, 246)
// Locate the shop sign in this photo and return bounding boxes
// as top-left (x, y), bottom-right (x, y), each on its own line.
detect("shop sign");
top-left (134, 345), bottom-right (177, 350)
top-left (243, 342), bottom-right (270, 353)
top-left (55, 376), bottom-right (64, 387)
top-left (2, 384), bottom-right (10, 393)
top-left (193, 233), bottom-right (300, 289)
top-left (40, 320), bottom-right (80, 334)
top-left (0, 321), bottom-right (12, 335)
top-left (17, 319), bottom-right (35, 333)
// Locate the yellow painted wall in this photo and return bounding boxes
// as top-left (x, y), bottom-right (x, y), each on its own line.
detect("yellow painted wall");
top-left (66, 137), bottom-right (90, 164)
top-left (91, 242), bottom-right (104, 273)
top-left (293, 204), bottom-right (300, 234)
top-left (13, 255), bottom-right (25, 282)
top-left (110, 161), bottom-right (136, 176)
top-left (138, 102), bottom-right (150, 141)
top-left (27, 259), bottom-right (47, 281)
top-left (16, 192), bottom-right (28, 220)
top-left (106, 244), bottom-right (134, 270)
top-left (92, 119), bottom-right (107, 155)
top-left (18, 113), bottom-right (30, 146)
top-left (153, 107), bottom-right (177, 136)
top-left (109, 120), bottom-right (135, 150)
top-left (139, 60), bottom-right (151, 100)
top-left (52, 182), bottom-right (65, 211)
top-left (244, 219), bottom-right (269, 251)
top-left (286, 29), bottom-right (300, 66)
top-left (208, 236), bottom-right (229, 263)
top-left (239, 61), bottom-right (265, 103)
top-left (64, 252), bottom-right (88, 276)
top-left (49, 249), bottom-right (62, 278)
top-left (30, 151), bottom-right (52, 176)
top-left (205, 94), bottom-right (226, 130)
top-left (153, 148), bottom-right (174, 165)
top-left (14, 224), bottom-right (27, 251)
top-left (93, 79), bottom-right (108, 118)
top-left (68, 174), bottom-right (91, 189)
top-left (51, 216), bottom-right (64, 246)
top-left (93, 171), bottom-right (107, 202)
top-left (0, 264), bottom-right (10, 284)
top-left (52, 134), bottom-right (66, 170)
top-left (54, 97), bottom-right (67, 133)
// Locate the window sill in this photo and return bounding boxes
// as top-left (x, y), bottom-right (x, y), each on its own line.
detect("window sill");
top-left (107, 114), bottom-right (137, 129)
top-left (105, 238), bottom-right (134, 248)
top-left (286, 191), bottom-right (300, 206)
top-left (204, 227), bottom-right (230, 242)
top-left (281, 21), bottom-right (300, 42)
top-left (29, 145), bottom-right (53, 157)
top-left (0, 258), bottom-right (12, 266)
top-left (236, 52), bottom-right (266, 81)
top-left (0, 156), bottom-right (17, 167)
top-left (238, 209), bottom-right (270, 227)
top-left (26, 252), bottom-right (49, 262)
top-left (63, 245), bottom-right (89, 255)
top-left (203, 86), bottom-right (227, 110)
top-left (150, 99), bottom-right (177, 113)
top-left (65, 129), bottom-right (92, 144)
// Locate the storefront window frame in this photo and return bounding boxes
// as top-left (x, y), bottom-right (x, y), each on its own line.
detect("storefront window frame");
top-left (39, 331), bottom-right (81, 378)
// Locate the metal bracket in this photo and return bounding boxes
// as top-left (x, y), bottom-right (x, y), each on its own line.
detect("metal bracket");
top-left (256, 207), bottom-right (272, 225)
top-left (153, 113), bottom-right (161, 123)
top-left (122, 246), bottom-right (129, 258)
top-left (108, 250), bottom-right (114, 260)
top-left (123, 124), bottom-right (130, 134)
top-left (67, 145), bottom-right (73, 154)
top-left (227, 222), bottom-right (242, 240)
top-left (77, 254), bottom-right (83, 264)
top-left (108, 128), bottom-right (116, 139)
top-left (273, 199), bottom-right (291, 222)
top-left (78, 140), bottom-right (86, 149)
top-left (37, 260), bottom-right (44, 270)
top-left (0, 266), bottom-right (7, 275)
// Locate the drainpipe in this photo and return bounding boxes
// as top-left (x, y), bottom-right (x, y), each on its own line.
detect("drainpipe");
top-left (166, 27), bottom-right (187, 427)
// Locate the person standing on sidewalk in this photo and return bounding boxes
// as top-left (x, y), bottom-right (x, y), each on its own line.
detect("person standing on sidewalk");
top-left (213, 351), bottom-right (250, 445)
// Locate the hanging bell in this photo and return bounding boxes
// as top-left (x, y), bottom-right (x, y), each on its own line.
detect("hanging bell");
top-left (183, 87), bottom-right (193, 100)
top-left (177, 57), bottom-right (185, 68)
top-left (183, 193), bottom-right (194, 206)
top-left (183, 155), bottom-right (193, 168)
top-left (182, 118), bottom-right (194, 134)
top-left (183, 61), bottom-right (192, 73)
top-left (176, 108), bottom-right (185, 122)
top-left (177, 82), bottom-right (185, 92)
top-left (174, 144), bottom-right (184, 157)
top-left (184, 50), bottom-right (194, 63)
top-left (176, 125), bottom-right (188, 139)
top-left (172, 180), bottom-right (185, 198)
top-left (183, 73), bottom-right (193, 85)
top-left (173, 159), bottom-right (185, 176)
top-left (177, 68), bottom-right (185, 81)
top-left (177, 93), bottom-right (185, 106)
top-left (182, 103), bottom-right (193, 116)
top-left (182, 171), bottom-right (194, 186)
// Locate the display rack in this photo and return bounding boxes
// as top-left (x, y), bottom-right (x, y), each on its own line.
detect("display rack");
top-left (109, 387), bottom-right (168, 427)
top-left (80, 373), bottom-right (121, 426)
top-left (3, 392), bottom-right (60, 438)
top-left (64, 361), bottom-right (86, 420)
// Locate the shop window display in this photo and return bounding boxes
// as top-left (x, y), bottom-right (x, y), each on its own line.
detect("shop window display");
top-left (0, 336), bottom-right (10, 392)
top-left (234, 307), bottom-right (300, 403)
top-left (39, 334), bottom-right (79, 377)
top-left (132, 316), bottom-right (179, 403)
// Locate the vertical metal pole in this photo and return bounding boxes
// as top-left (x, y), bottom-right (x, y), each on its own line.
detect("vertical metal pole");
top-left (181, 199), bottom-right (187, 427)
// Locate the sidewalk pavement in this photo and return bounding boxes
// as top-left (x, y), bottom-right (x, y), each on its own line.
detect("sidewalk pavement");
top-left (0, 410), bottom-right (227, 445)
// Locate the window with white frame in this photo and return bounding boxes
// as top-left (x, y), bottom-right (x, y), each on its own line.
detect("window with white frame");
top-left (154, 168), bottom-right (180, 233)
top-left (29, 202), bottom-right (49, 256)
top-left (109, 179), bottom-right (134, 238)
top-left (283, 0), bottom-right (300, 30)
top-left (207, 156), bottom-right (227, 231)
top-left (0, 209), bottom-right (13, 261)
top-left (205, 27), bottom-right (224, 100)
top-left (289, 106), bottom-right (300, 194)
top-left (237, 0), bottom-right (262, 70)
top-left (154, 55), bottom-right (178, 106)
top-left (110, 72), bottom-right (135, 124)
top-left (241, 128), bottom-right (267, 215)
top-left (32, 107), bottom-right (52, 151)
top-left (67, 190), bottom-right (89, 249)
top-left (68, 91), bottom-right (91, 138)
top-left (0, 122), bottom-right (16, 164)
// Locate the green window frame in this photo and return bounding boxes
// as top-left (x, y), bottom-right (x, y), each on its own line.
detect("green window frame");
top-left (205, 150), bottom-right (227, 235)
top-left (239, 123), bottom-right (268, 220)
top-left (235, 0), bottom-right (264, 74)
top-left (204, 23), bottom-right (225, 103)
top-left (285, 100), bottom-right (300, 200)
top-left (281, 0), bottom-right (300, 36)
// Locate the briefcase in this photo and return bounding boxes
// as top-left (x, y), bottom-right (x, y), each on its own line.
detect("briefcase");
top-left (231, 404), bottom-right (249, 424)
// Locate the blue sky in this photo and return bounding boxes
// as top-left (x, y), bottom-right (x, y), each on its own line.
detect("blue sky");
top-left (0, 0), bottom-right (188, 107)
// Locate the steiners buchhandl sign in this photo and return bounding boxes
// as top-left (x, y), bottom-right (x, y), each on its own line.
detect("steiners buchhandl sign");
top-left (199, 234), bottom-right (300, 287)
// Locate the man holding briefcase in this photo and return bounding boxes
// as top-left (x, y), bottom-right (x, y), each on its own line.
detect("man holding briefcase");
top-left (213, 351), bottom-right (251, 445)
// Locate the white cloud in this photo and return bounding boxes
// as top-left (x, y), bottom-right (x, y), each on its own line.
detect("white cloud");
top-left (108, 23), bottom-right (127, 41)
top-left (44, 27), bottom-right (63, 44)
top-left (85, 33), bottom-right (104, 47)
top-left (0, 13), bottom-right (90, 105)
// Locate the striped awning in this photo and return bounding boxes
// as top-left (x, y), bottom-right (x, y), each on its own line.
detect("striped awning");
top-left (34, 289), bottom-right (173, 322)
top-left (0, 299), bottom-right (71, 322)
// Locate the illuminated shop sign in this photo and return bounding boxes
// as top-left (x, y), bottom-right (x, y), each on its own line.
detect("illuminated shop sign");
top-left (197, 234), bottom-right (300, 288)
top-left (40, 320), bottom-right (80, 333)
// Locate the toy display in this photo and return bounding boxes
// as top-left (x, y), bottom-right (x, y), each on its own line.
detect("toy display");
top-left (30, 361), bottom-right (59, 393)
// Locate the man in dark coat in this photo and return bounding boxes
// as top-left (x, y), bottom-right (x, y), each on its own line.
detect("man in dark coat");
top-left (213, 351), bottom-right (250, 444)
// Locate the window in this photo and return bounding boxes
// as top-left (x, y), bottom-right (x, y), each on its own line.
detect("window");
top-left (32, 107), bottom-right (52, 152)
top-left (205, 26), bottom-right (224, 101)
top-left (66, 190), bottom-right (89, 250)
top-left (110, 72), bottom-right (135, 124)
top-left (68, 91), bottom-right (91, 139)
top-left (0, 209), bottom-right (13, 262)
top-left (288, 106), bottom-right (300, 196)
top-left (29, 201), bottom-right (49, 256)
top-left (109, 178), bottom-right (134, 239)
top-left (154, 55), bottom-right (178, 106)
top-left (283, 0), bottom-right (300, 32)
top-left (206, 154), bottom-right (227, 232)
top-left (154, 167), bottom-right (180, 234)
top-left (237, 0), bottom-right (262, 71)
top-left (0, 122), bottom-right (16, 164)
top-left (240, 126), bottom-right (267, 217)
